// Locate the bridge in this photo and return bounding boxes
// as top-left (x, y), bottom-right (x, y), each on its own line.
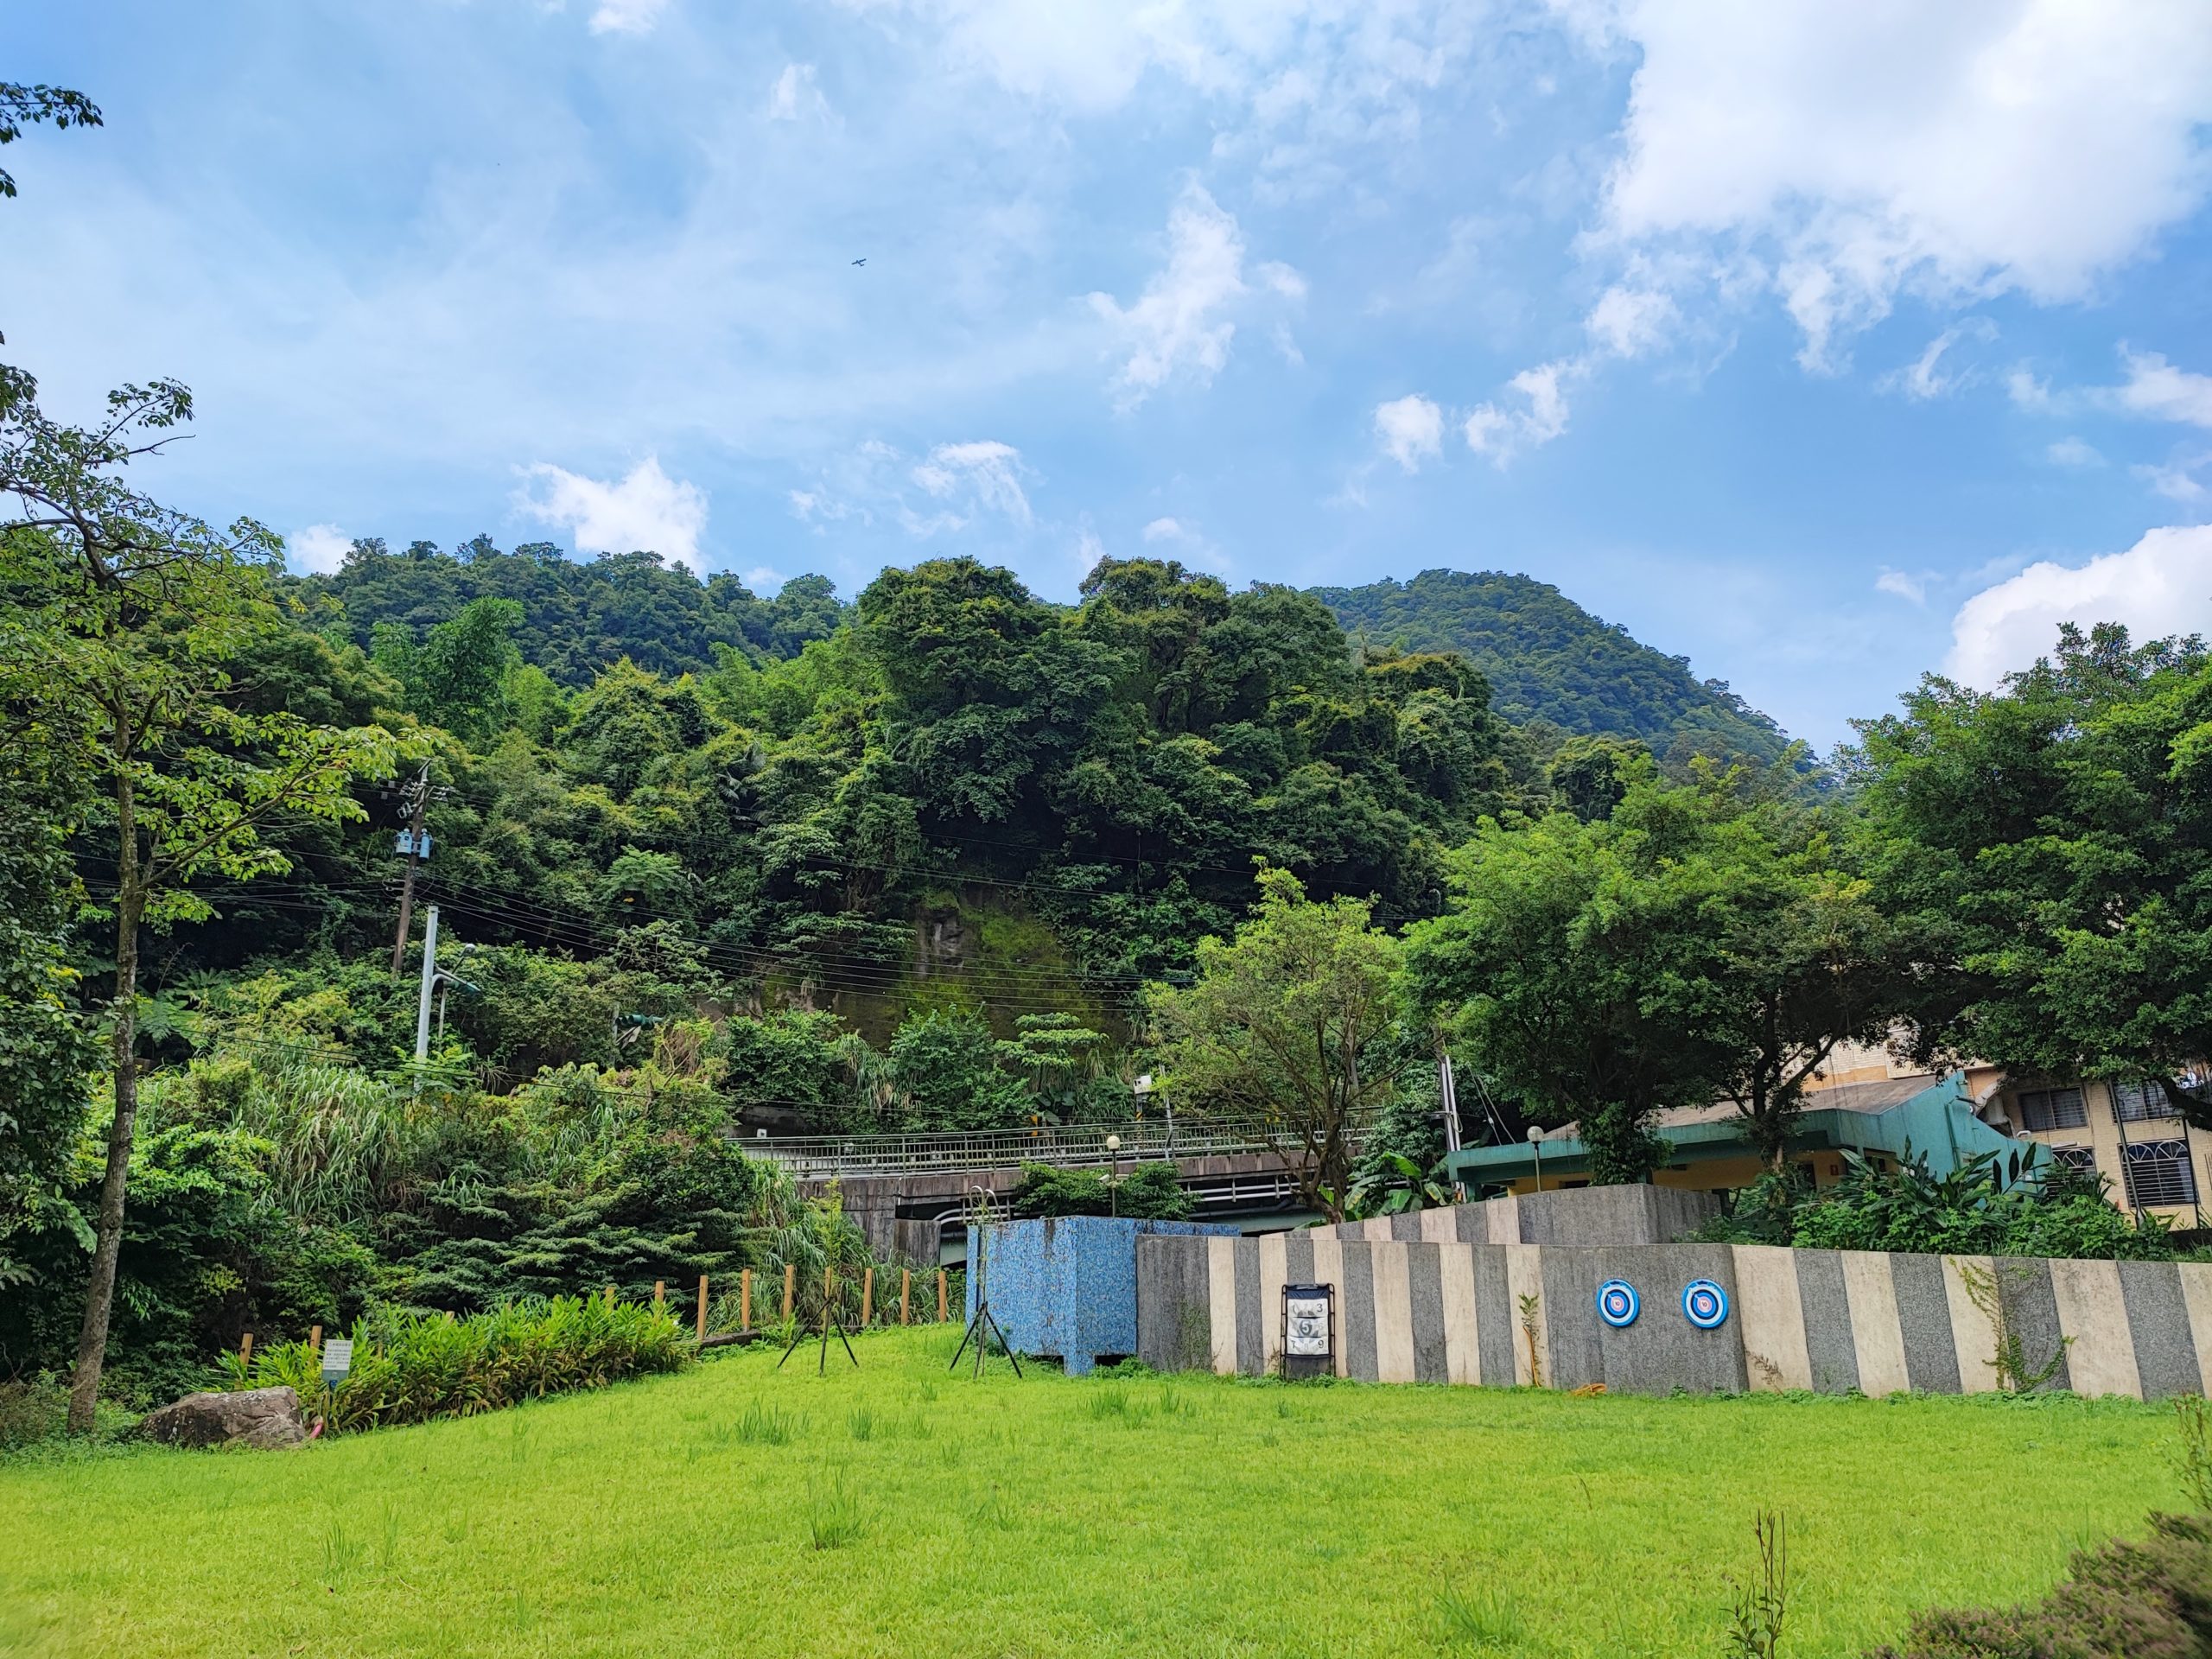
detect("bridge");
top-left (747, 1116), bottom-right (1338, 1263)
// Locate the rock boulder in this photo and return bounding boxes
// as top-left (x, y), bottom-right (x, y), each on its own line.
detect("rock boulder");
top-left (139, 1386), bottom-right (308, 1450)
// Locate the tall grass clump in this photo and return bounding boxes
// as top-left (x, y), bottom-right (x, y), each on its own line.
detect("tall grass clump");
top-left (229, 1295), bottom-right (690, 1431)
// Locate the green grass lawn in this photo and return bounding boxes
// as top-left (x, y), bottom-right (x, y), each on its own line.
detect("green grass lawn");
top-left (0, 1326), bottom-right (2179, 1658)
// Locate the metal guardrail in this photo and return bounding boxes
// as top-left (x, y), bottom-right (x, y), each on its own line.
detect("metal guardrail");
top-left (748, 1116), bottom-right (1347, 1180)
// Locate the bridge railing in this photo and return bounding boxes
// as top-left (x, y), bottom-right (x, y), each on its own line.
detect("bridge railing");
top-left (747, 1115), bottom-right (1356, 1180)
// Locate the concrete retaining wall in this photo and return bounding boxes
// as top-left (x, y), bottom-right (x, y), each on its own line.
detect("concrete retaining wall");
top-left (1316, 1184), bottom-right (1719, 1249)
top-left (1134, 1233), bottom-right (2212, 1400)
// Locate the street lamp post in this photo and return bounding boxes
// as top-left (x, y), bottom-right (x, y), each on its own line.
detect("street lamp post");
top-left (1527, 1123), bottom-right (1545, 1194)
top-left (1106, 1133), bottom-right (1122, 1217)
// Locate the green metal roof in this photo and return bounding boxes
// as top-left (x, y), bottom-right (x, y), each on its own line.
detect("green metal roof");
top-left (1443, 1071), bottom-right (2032, 1186)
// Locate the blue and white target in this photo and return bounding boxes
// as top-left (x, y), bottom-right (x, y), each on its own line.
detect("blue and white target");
top-left (1681, 1279), bottom-right (1729, 1330)
top-left (1596, 1279), bottom-right (1640, 1328)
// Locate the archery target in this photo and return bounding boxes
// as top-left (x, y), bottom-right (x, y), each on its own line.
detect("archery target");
top-left (1681, 1279), bottom-right (1729, 1329)
top-left (1596, 1279), bottom-right (1639, 1327)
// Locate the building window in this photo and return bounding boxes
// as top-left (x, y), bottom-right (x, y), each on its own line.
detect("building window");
top-left (2123, 1140), bottom-right (2198, 1208)
top-left (2112, 1079), bottom-right (2178, 1123)
top-left (2016, 1087), bottom-right (2088, 1132)
top-left (2050, 1144), bottom-right (2097, 1173)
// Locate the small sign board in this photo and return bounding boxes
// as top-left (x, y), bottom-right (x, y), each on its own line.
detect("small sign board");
top-left (320, 1337), bottom-right (354, 1389)
top-left (1281, 1282), bottom-right (1334, 1379)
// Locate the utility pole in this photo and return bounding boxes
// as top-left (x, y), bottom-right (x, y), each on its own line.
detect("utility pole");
top-left (390, 761), bottom-right (430, 978)
top-left (414, 904), bottom-right (440, 1064)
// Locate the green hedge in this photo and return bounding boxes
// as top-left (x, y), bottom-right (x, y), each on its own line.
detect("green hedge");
top-left (228, 1295), bottom-right (690, 1432)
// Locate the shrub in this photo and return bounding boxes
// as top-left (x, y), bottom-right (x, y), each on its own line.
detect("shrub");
top-left (231, 1294), bottom-right (690, 1432)
top-left (1696, 1147), bottom-right (2175, 1262)
top-left (1006, 1161), bottom-right (1192, 1221)
top-left (1865, 1512), bottom-right (2212, 1658)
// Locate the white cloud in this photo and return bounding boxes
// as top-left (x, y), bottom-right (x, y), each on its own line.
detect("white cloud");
top-left (1141, 517), bottom-right (1190, 543)
top-left (1883, 321), bottom-right (1995, 402)
top-left (2114, 350), bottom-right (2212, 428)
top-left (515, 456), bottom-right (709, 570)
top-left (766, 63), bottom-right (830, 123)
top-left (1945, 524), bottom-right (2212, 687)
top-left (743, 566), bottom-right (787, 593)
top-left (2134, 457), bottom-right (2210, 504)
top-left (1874, 568), bottom-right (1928, 604)
top-left (1572, 1), bottom-right (2212, 369)
top-left (2007, 369), bottom-right (2053, 410)
top-left (1584, 283), bottom-right (1676, 360)
top-left (2045, 437), bottom-right (2101, 467)
top-left (287, 523), bottom-right (353, 576)
top-left (1073, 525), bottom-right (1108, 575)
top-left (1089, 183), bottom-right (1300, 407)
top-left (1464, 359), bottom-right (1578, 465)
top-left (1373, 394), bottom-right (1444, 473)
top-left (908, 439), bottom-right (1032, 526)
top-left (588, 0), bottom-right (669, 35)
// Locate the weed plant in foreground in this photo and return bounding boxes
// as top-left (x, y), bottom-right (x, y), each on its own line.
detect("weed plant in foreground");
top-left (0, 1328), bottom-right (2176, 1658)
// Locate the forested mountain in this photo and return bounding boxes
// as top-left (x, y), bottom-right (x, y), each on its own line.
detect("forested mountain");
top-left (1313, 569), bottom-right (1794, 770)
top-left (304, 536), bottom-right (842, 683)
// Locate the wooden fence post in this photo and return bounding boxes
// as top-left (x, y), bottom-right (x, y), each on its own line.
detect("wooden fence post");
top-left (308, 1325), bottom-right (321, 1356)
top-left (899, 1268), bottom-right (912, 1326)
top-left (696, 1274), bottom-right (709, 1342)
top-left (652, 1280), bottom-right (664, 1311)
top-left (740, 1268), bottom-right (752, 1331)
top-left (937, 1268), bottom-right (948, 1322)
top-left (783, 1263), bottom-right (796, 1322)
top-left (238, 1332), bottom-right (253, 1366)
top-left (861, 1267), bottom-right (874, 1328)
top-left (603, 1285), bottom-right (615, 1308)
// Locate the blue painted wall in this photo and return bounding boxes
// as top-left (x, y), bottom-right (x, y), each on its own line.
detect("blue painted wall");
top-left (969, 1217), bottom-right (1239, 1376)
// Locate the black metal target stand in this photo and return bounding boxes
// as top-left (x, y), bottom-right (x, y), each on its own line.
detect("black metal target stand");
top-left (948, 1186), bottom-right (1022, 1379)
top-left (778, 1266), bottom-right (860, 1375)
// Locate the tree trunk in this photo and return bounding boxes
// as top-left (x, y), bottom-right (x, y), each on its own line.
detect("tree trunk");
top-left (67, 778), bottom-right (142, 1433)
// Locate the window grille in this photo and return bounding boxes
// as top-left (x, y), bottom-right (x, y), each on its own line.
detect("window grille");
top-left (2050, 1144), bottom-right (2097, 1173)
top-left (2112, 1079), bottom-right (2177, 1123)
top-left (2016, 1087), bottom-right (2087, 1132)
top-left (2123, 1140), bottom-right (2197, 1208)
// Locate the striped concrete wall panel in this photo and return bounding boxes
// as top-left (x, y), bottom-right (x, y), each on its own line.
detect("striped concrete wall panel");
top-left (1471, 1245), bottom-right (1518, 1385)
top-left (1341, 1243), bottom-right (1381, 1382)
top-left (1234, 1240), bottom-right (1264, 1376)
top-left (1792, 1250), bottom-right (1860, 1395)
top-left (1135, 1234), bottom-right (1211, 1372)
top-left (1590, 1245), bottom-right (1748, 1396)
top-left (1309, 1235), bottom-right (1349, 1377)
top-left (1503, 1244), bottom-right (1547, 1386)
top-left (1206, 1236), bottom-right (1239, 1376)
top-left (1257, 1232), bottom-right (1289, 1376)
top-left (2050, 1258), bottom-right (2144, 1399)
top-left (2119, 1261), bottom-right (2202, 1402)
top-left (1992, 1256), bottom-right (2071, 1395)
top-left (1405, 1245), bottom-right (1448, 1384)
top-left (1938, 1255), bottom-right (2002, 1395)
top-left (1538, 1246), bottom-right (1607, 1392)
top-left (2179, 1264), bottom-right (2212, 1395)
top-left (1839, 1251), bottom-right (1912, 1397)
top-left (1369, 1242), bottom-right (1419, 1383)
top-left (1438, 1245), bottom-right (1483, 1383)
top-left (1890, 1254), bottom-right (1965, 1395)
top-left (1135, 1236), bottom-right (2186, 1400)
top-left (1732, 1245), bottom-right (1814, 1391)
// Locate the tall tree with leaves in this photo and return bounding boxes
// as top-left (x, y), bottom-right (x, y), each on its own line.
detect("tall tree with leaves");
top-left (1854, 620), bottom-right (2212, 1122)
top-left (1147, 866), bottom-right (1407, 1220)
top-left (0, 370), bottom-right (397, 1427)
top-left (0, 82), bottom-right (101, 201)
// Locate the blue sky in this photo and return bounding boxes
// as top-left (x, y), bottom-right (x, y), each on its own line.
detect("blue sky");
top-left (4, 1), bottom-right (2211, 749)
